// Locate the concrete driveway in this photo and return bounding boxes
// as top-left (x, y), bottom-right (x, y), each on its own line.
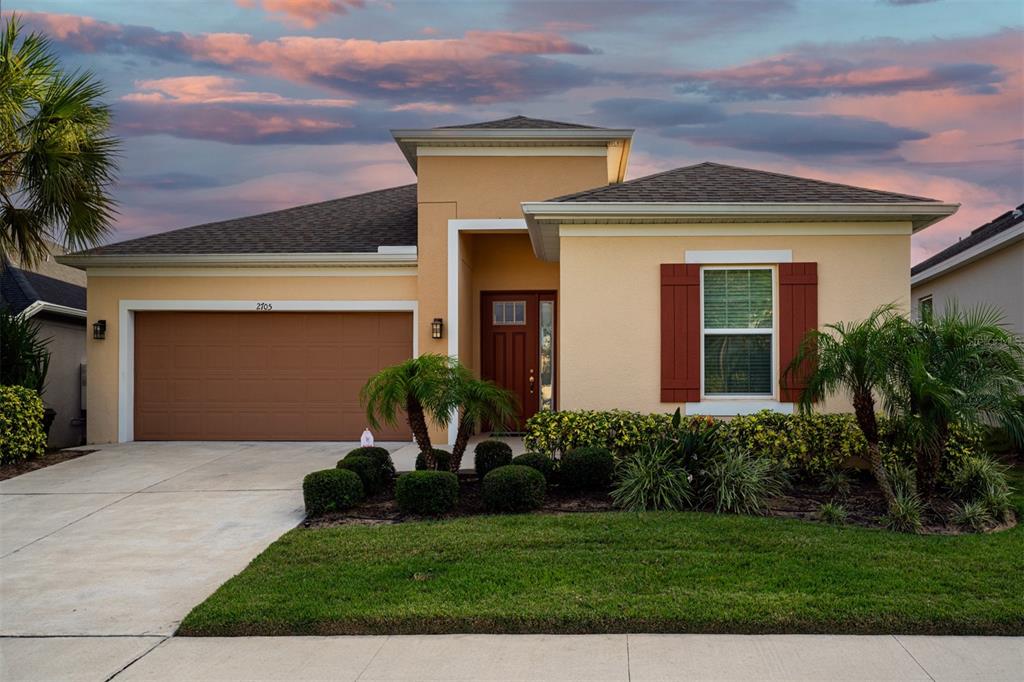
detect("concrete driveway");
top-left (0, 440), bottom-right (408, 638)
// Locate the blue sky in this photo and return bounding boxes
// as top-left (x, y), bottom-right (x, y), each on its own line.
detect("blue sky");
top-left (9, 0), bottom-right (1024, 262)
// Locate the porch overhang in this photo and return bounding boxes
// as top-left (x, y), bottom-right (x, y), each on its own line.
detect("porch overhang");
top-left (521, 201), bottom-right (960, 261)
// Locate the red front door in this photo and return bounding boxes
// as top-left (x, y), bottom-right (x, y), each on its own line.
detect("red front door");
top-left (481, 291), bottom-right (556, 431)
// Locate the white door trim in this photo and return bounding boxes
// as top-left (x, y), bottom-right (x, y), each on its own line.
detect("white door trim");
top-left (446, 218), bottom-right (528, 443)
top-left (117, 299), bottom-right (418, 443)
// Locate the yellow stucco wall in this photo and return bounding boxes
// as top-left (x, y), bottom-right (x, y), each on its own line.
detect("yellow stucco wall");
top-left (558, 227), bottom-right (912, 415)
top-left (84, 272), bottom-right (418, 443)
top-left (415, 154), bottom-right (609, 441)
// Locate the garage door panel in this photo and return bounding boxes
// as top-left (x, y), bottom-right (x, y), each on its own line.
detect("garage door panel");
top-left (134, 311), bottom-right (412, 441)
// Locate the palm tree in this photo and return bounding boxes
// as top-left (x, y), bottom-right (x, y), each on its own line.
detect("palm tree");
top-left (2, 15), bottom-right (118, 267)
top-left (787, 305), bottom-right (902, 506)
top-left (447, 369), bottom-right (518, 472)
top-left (885, 304), bottom-right (1024, 497)
top-left (360, 354), bottom-right (452, 465)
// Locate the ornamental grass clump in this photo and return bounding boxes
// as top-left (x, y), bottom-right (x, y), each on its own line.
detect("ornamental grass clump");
top-left (700, 448), bottom-right (786, 515)
top-left (819, 501), bottom-right (848, 526)
top-left (612, 441), bottom-right (693, 512)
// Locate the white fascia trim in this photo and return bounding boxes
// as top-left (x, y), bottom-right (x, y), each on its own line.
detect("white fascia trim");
top-left (116, 299), bottom-right (418, 443)
top-left (521, 200), bottom-right (959, 222)
top-left (57, 252), bottom-right (417, 270)
top-left (911, 222), bottom-right (1024, 286)
top-left (88, 266), bottom-right (415, 278)
top-left (418, 146), bottom-right (606, 158)
top-left (17, 301), bottom-right (87, 320)
top-left (686, 250), bottom-right (792, 264)
top-left (377, 245), bottom-right (417, 254)
top-left (685, 400), bottom-right (794, 417)
top-left (446, 218), bottom-right (528, 444)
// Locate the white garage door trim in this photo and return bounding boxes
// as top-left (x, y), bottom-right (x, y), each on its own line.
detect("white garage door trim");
top-left (118, 299), bottom-right (419, 443)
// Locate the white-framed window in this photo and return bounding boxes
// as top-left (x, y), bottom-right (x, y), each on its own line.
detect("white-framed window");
top-left (701, 266), bottom-right (775, 397)
top-left (918, 295), bottom-right (933, 321)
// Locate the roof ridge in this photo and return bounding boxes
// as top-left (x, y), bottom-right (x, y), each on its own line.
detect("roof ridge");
top-left (548, 161), bottom-right (710, 201)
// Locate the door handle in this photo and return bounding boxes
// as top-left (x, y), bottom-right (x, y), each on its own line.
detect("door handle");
top-left (528, 372), bottom-right (535, 394)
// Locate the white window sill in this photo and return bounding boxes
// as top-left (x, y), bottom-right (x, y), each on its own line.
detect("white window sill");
top-left (685, 400), bottom-right (793, 416)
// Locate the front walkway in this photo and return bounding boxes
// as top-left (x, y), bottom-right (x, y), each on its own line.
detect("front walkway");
top-left (3, 633), bottom-right (1021, 681)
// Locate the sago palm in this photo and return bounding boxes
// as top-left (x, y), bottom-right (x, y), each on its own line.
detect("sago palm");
top-left (787, 304), bottom-right (902, 506)
top-left (1, 15), bottom-right (118, 267)
top-left (446, 366), bottom-right (518, 472)
top-left (360, 354), bottom-right (452, 463)
top-left (885, 303), bottom-right (1024, 497)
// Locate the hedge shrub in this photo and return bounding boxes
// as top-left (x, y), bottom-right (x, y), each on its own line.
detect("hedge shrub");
top-left (482, 465), bottom-right (546, 513)
top-left (0, 385), bottom-right (46, 464)
top-left (415, 448), bottom-right (453, 471)
top-left (511, 452), bottom-right (557, 481)
top-left (337, 455), bottom-right (385, 495)
top-left (395, 470), bottom-right (459, 516)
top-left (559, 446), bottom-right (615, 491)
top-left (474, 439), bottom-right (513, 479)
top-left (344, 446), bottom-right (395, 478)
top-left (526, 409), bottom-right (988, 479)
top-left (302, 468), bottom-right (364, 517)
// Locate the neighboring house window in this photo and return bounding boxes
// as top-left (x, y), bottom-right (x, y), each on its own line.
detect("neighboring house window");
top-left (918, 295), bottom-right (933, 321)
top-left (702, 267), bottom-right (774, 396)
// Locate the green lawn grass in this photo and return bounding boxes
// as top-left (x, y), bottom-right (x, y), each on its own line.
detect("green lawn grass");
top-left (180, 467), bottom-right (1024, 636)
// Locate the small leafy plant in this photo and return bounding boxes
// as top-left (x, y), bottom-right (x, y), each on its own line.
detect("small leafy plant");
top-left (819, 502), bottom-right (848, 526)
top-left (952, 500), bottom-right (994, 532)
top-left (612, 440), bottom-right (694, 512)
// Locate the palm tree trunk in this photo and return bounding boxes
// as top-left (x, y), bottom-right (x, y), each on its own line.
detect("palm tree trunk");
top-left (853, 391), bottom-right (896, 506)
top-left (405, 396), bottom-right (433, 466)
top-left (450, 415), bottom-right (473, 472)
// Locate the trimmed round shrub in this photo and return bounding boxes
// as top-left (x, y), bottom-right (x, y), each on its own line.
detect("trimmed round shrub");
top-left (474, 439), bottom-right (513, 479)
top-left (0, 385), bottom-right (46, 464)
top-left (559, 446), bottom-right (614, 491)
top-left (337, 455), bottom-right (384, 495)
top-left (482, 465), bottom-right (546, 513)
top-left (303, 468), bottom-right (364, 517)
top-left (395, 470), bottom-right (459, 516)
top-left (344, 446), bottom-right (395, 478)
top-left (415, 448), bottom-right (454, 471)
top-left (511, 452), bottom-right (556, 481)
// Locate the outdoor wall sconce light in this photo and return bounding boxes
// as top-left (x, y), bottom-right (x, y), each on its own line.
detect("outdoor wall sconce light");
top-left (93, 320), bottom-right (106, 340)
top-left (431, 317), bottom-right (444, 340)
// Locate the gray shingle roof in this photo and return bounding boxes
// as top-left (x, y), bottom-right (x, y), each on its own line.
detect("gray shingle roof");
top-left (1, 261), bottom-right (87, 315)
top-left (912, 203), bottom-right (1024, 275)
top-left (74, 184), bottom-right (417, 256)
top-left (550, 162), bottom-right (940, 203)
top-left (436, 115), bottom-right (600, 130)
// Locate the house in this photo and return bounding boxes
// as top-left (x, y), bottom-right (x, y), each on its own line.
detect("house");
top-left (59, 116), bottom-right (958, 445)
top-left (1, 249), bottom-right (88, 448)
top-left (911, 204), bottom-right (1023, 331)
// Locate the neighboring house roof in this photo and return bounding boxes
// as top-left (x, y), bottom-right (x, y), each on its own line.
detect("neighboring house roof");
top-left (67, 184), bottom-right (418, 258)
top-left (911, 203), bottom-right (1024, 283)
top-left (1, 260), bottom-right (87, 318)
top-left (549, 162), bottom-right (940, 204)
top-left (435, 115), bottom-right (600, 130)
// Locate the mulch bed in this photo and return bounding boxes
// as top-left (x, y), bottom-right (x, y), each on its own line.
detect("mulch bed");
top-left (0, 449), bottom-right (96, 481)
top-left (303, 471), bottom-right (1016, 535)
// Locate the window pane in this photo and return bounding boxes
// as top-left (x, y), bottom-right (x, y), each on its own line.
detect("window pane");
top-left (704, 334), bottom-right (772, 395)
top-left (493, 302), bottom-right (505, 324)
top-left (704, 269), bottom-right (772, 329)
top-left (539, 301), bottom-right (554, 412)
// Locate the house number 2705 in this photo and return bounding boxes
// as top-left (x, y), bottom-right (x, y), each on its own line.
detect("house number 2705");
top-left (256, 302), bottom-right (273, 311)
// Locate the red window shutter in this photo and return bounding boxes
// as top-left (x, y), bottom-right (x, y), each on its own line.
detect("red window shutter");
top-left (660, 264), bottom-right (701, 403)
top-left (778, 262), bottom-right (818, 402)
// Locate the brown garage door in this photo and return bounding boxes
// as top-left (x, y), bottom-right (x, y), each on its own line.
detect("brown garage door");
top-left (134, 311), bottom-right (412, 441)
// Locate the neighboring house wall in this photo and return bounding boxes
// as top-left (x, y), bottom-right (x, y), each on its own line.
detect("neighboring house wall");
top-left (37, 314), bottom-right (86, 448)
top-left (415, 154), bottom-right (609, 440)
top-left (911, 240), bottom-right (1024, 333)
top-left (85, 272), bottom-right (418, 444)
top-left (558, 226), bottom-right (912, 415)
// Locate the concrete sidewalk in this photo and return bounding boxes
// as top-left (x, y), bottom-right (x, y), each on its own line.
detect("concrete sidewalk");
top-left (2, 634), bottom-right (1021, 681)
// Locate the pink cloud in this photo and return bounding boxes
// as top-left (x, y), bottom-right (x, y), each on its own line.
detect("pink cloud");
top-left (19, 11), bottom-right (596, 102)
top-left (122, 75), bottom-right (357, 107)
top-left (389, 102), bottom-right (456, 113)
top-left (236, 0), bottom-right (367, 28)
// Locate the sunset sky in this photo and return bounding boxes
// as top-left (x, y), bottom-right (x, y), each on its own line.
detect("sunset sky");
top-left (9, 0), bottom-right (1024, 263)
